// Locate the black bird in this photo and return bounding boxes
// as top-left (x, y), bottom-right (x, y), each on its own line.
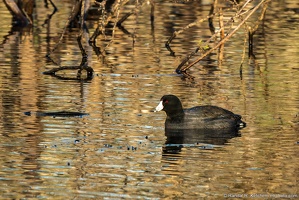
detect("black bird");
top-left (155, 95), bottom-right (246, 130)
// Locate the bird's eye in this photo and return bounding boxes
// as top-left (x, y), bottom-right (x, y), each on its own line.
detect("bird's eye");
top-left (163, 99), bottom-right (169, 104)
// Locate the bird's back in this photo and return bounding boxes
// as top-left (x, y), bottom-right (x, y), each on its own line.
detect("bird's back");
top-left (165, 105), bottom-right (245, 130)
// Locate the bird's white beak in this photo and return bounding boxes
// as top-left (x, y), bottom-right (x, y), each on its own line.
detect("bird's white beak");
top-left (154, 101), bottom-right (164, 112)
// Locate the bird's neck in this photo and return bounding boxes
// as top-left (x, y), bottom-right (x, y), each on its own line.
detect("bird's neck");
top-left (167, 110), bottom-right (185, 123)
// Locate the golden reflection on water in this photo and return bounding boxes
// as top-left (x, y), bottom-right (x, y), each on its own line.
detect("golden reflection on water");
top-left (0, 0), bottom-right (298, 199)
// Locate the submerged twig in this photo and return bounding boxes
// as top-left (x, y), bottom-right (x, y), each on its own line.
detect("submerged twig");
top-left (44, 35), bottom-right (93, 80)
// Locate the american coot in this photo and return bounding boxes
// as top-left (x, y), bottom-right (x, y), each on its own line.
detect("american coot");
top-left (155, 95), bottom-right (246, 130)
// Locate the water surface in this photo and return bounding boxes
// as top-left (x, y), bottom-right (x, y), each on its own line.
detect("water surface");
top-left (0, 0), bottom-right (298, 199)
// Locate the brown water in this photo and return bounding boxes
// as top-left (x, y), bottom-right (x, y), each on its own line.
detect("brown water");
top-left (0, 0), bottom-right (298, 199)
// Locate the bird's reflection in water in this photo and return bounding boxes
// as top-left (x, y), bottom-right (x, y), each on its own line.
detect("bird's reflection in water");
top-left (163, 128), bottom-right (241, 154)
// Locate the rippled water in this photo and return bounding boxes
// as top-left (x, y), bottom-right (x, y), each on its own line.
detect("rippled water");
top-left (0, 0), bottom-right (298, 199)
